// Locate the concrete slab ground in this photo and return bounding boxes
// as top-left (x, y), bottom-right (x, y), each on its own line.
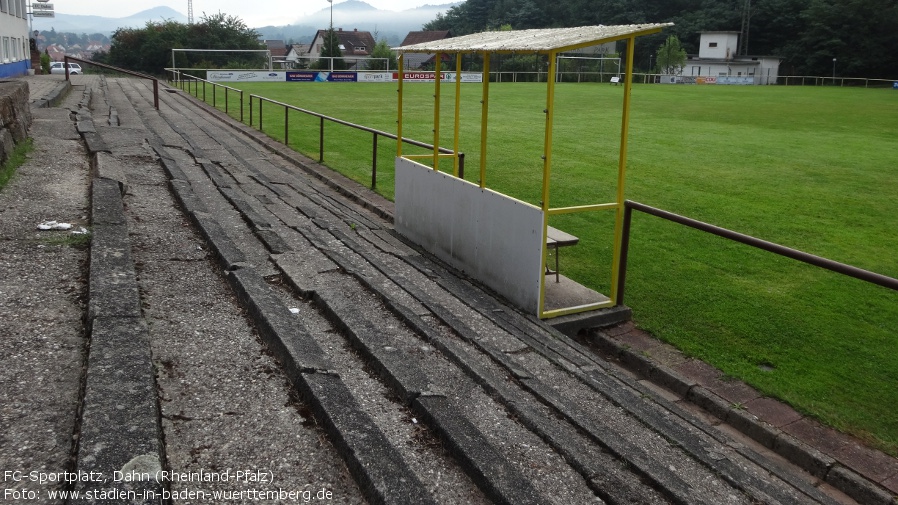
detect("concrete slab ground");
top-left (0, 87), bottom-right (89, 501)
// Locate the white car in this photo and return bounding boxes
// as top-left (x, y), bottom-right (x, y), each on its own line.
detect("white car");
top-left (49, 62), bottom-right (82, 75)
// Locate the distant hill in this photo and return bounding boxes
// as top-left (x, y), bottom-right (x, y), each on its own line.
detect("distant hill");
top-left (233, 1), bottom-right (460, 46)
top-left (33, 6), bottom-right (189, 34)
top-left (32, 1), bottom-right (458, 45)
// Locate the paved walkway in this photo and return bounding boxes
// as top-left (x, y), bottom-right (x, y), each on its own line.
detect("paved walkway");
top-left (1, 73), bottom-right (894, 504)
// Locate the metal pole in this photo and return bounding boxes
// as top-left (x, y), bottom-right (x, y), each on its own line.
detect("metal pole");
top-left (371, 132), bottom-right (378, 189)
top-left (453, 54), bottom-right (462, 177)
top-left (397, 54), bottom-right (404, 158)
top-left (328, 0), bottom-right (334, 73)
top-left (616, 204), bottom-right (633, 306)
top-left (610, 37), bottom-right (637, 303)
top-left (319, 116), bottom-right (325, 162)
top-left (479, 52), bottom-right (490, 188)
top-left (537, 52), bottom-right (559, 317)
top-left (433, 52), bottom-right (442, 170)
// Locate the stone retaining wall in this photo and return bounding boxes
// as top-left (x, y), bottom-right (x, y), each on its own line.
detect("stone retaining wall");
top-left (0, 80), bottom-right (33, 164)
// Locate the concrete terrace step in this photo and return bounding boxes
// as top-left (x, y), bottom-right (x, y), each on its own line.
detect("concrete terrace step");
top-left (15, 73), bottom-right (895, 505)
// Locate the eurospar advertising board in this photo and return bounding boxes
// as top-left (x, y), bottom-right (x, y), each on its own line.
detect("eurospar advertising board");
top-left (207, 71), bottom-right (484, 83)
top-left (394, 72), bottom-right (484, 83)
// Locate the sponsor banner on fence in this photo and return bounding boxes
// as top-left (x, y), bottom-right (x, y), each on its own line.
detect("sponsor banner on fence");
top-left (359, 72), bottom-right (394, 82)
top-left (716, 76), bottom-right (754, 85)
top-left (664, 75), bottom-right (755, 85)
top-left (393, 72), bottom-right (484, 83)
top-left (207, 71), bottom-right (285, 82)
top-left (286, 71), bottom-right (359, 82)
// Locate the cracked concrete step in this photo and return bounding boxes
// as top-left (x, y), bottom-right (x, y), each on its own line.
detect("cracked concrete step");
top-left (79, 76), bottom-right (368, 503)
top-left (86, 76), bottom-right (489, 505)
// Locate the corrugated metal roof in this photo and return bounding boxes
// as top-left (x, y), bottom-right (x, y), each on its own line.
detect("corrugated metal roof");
top-left (400, 30), bottom-right (452, 47)
top-left (395, 24), bottom-right (673, 54)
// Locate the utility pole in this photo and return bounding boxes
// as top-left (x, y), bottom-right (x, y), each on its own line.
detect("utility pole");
top-left (740, 0), bottom-right (751, 55)
top-left (188, 0), bottom-right (193, 24)
top-left (328, 0), bottom-right (333, 71)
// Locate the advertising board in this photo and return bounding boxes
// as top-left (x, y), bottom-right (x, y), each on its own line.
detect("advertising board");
top-left (207, 71), bottom-right (285, 82)
top-left (285, 71), bottom-right (359, 82)
top-left (393, 72), bottom-right (483, 83)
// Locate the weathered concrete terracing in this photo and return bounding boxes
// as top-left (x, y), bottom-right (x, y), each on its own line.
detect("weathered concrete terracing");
top-left (1, 73), bottom-right (896, 505)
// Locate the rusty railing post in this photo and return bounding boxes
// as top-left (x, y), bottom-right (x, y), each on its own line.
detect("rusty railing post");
top-left (319, 116), bottom-right (325, 163)
top-left (616, 202), bottom-right (634, 306)
top-left (371, 132), bottom-right (378, 189)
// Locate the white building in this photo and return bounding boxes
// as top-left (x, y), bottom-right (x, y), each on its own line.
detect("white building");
top-left (682, 31), bottom-right (780, 85)
top-left (0, 0), bottom-right (31, 77)
top-left (284, 43), bottom-right (312, 68)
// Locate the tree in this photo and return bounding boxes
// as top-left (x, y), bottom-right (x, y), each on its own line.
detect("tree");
top-left (655, 35), bottom-right (687, 75)
top-left (90, 50), bottom-right (109, 66)
top-left (366, 39), bottom-right (397, 71)
top-left (105, 13), bottom-right (263, 75)
top-left (792, 0), bottom-right (898, 77)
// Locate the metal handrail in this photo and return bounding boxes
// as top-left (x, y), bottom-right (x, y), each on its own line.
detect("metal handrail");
top-left (169, 70), bottom-right (244, 123)
top-left (249, 94), bottom-right (464, 189)
top-left (616, 200), bottom-right (898, 305)
top-left (64, 55), bottom-right (159, 109)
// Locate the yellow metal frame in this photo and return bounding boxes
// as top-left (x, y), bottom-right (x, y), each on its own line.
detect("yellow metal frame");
top-left (537, 37), bottom-right (640, 319)
top-left (396, 27), bottom-right (667, 319)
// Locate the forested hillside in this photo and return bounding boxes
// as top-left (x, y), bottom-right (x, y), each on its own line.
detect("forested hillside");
top-left (424, 0), bottom-right (898, 79)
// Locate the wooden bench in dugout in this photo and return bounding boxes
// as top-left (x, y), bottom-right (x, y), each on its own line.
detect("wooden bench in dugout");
top-left (545, 226), bottom-right (579, 283)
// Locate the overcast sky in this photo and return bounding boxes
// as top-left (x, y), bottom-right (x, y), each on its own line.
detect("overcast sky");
top-left (55, 1), bottom-right (437, 28)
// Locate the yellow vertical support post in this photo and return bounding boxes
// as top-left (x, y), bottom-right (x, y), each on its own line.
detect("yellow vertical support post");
top-left (479, 52), bottom-right (490, 188)
top-left (433, 52), bottom-right (442, 170)
top-left (397, 54), bottom-right (404, 158)
top-left (538, 52), bottom-right (558, 317)
top-left (453, 53), bottom-right (462, 177)
top-left (610, 37), bottom-right (637, 303)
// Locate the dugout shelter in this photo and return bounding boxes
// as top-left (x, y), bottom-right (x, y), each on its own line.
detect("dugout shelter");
top-left (394, 24), bottom-right (672, 321)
